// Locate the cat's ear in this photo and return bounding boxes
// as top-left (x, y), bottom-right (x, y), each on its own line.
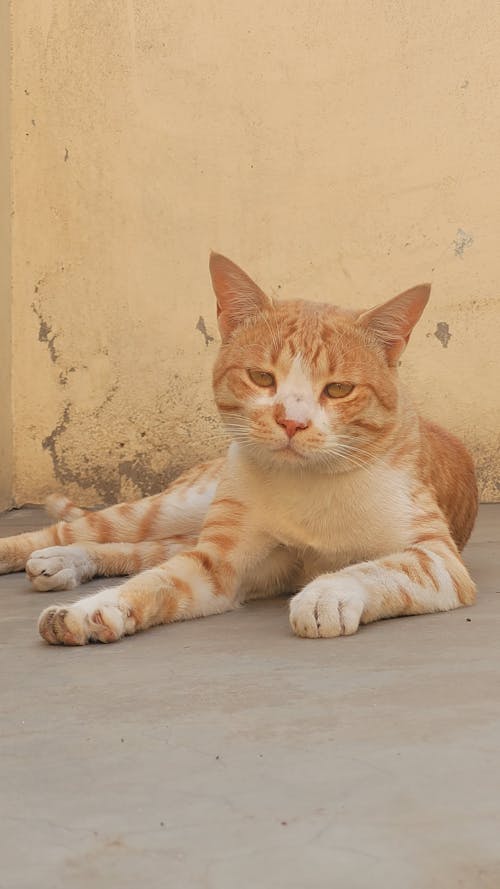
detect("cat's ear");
top-left (209, 252), bottom-right (274, 340)
top-left (357, 284), bottom-right (431, 365)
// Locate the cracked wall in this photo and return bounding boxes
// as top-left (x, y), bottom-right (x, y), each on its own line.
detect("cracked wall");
top-left (9, 1), bottom-right (500, 506)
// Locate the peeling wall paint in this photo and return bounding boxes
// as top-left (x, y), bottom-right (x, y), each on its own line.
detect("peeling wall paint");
top-left (453, 229), bottom-right (474, 258)
top-left (196, 316), bottom-right (215, 347)
top-left (9, 0), bottom-right (500, 505)
top-left (434, 322), bottom-right (452, 348)
top-left (31, 300), bottom-right (60, 364)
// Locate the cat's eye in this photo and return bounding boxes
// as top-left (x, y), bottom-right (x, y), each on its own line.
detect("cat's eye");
top-left (324, 382), bottom-right (355, 399)
top-left (248, 369), bottom-right (275, 388)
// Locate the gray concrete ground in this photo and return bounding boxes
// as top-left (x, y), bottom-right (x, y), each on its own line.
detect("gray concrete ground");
top-left (0, 506), bottom-right (499, 889)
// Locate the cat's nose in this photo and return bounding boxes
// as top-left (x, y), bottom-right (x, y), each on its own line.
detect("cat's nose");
top-left (277, 417), bottom-right (310, 438)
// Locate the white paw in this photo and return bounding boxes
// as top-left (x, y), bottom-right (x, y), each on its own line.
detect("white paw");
top-left (289, 575), bottom-right (365, 638)
top-left (38, 588), bottom-right (135, 646)
top-left (26, 546), bottom-right (95, 591)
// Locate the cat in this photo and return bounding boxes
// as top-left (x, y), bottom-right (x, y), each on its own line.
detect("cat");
top-left (0, 252), bottom-right (478, 645)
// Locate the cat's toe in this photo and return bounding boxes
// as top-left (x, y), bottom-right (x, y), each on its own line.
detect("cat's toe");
top-left (38, 591), bottom-right (130, 646)
top-left (38, 605), bottom-right (88, 645)
top-left (28, 564), bottom-right (79, 592)
top-left (290, 578), bottom-right (364, 638)
top-left (289, 588), bottom-right (321, 637)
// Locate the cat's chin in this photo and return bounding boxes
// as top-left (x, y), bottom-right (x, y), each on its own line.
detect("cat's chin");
top-left (233, 438), bottom-right (354, 474)
top-left (237, 441), bottom-right (305, 469)
top-left (244, 442), bottom-right (342, 474)
top-left (268, 440), bottom-right (312, 461)
top-left (273, 447), bottom-right (304, 462)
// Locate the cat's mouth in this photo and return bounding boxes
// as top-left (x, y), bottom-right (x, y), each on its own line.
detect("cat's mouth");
top-left (272, 439), bottom-right (307, 459)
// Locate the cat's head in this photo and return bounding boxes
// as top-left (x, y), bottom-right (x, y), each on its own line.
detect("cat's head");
top-left (210, 253), bottom-right (430, 472)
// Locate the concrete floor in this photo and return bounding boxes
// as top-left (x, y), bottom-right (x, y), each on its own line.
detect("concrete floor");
top-left (0, 507), bottom-right (499, 889)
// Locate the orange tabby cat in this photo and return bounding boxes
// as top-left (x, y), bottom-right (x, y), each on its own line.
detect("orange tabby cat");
top-left (0, 253), bottom-right (477, 645)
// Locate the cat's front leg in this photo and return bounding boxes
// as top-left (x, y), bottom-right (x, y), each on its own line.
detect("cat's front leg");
top-left (290, 538), bottom-right (476, 638)
top-left (26, 537), bottom-right (198, 591)
top-left (38, 496), bottom-right (271, 645)
top-left (37, 552), bottom-right (236, 645)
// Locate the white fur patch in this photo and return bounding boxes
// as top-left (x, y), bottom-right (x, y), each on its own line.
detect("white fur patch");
top-left (275, 355), bottom-right (326, 429)
top-left (155, 481), bottom-right (219, 537)
top-left (26, 545), bottom-right (96, 591)
top-left (235, 453), bottom-right (414, 567)
top-left (289, 574), bottom-right (366, 638)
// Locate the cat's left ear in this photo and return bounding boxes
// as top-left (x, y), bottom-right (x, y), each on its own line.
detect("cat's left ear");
top-left (357, 284), bottom-right (431, 365)
top-left (209, 252), bottom-right (274, 340)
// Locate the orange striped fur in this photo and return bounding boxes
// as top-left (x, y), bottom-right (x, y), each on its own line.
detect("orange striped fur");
top-left (0, 253), bottom-right (477, 645)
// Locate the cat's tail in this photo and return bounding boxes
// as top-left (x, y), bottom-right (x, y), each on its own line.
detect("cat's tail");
top-left (45, 494), bottom-right (90, 522)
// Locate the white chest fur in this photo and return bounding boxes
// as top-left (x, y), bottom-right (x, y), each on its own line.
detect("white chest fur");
top-left (234, 451), bottom-right (414, 569)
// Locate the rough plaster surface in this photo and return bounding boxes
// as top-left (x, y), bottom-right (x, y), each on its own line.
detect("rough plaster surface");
top-left (9, 1), bottom-right (500, 505)
top-left (1, 505), bottom-right (500, 888)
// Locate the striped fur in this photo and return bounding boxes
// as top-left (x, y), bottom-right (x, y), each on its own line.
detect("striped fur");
top-left (0, 253), bottom-right (477, 645)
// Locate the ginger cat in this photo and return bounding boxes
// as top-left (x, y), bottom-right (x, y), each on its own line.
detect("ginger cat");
top-left (0, 253), bottom-right (477, 645)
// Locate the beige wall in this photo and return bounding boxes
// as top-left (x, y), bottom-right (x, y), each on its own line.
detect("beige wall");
top-left (7, 0), bottom-right (500, 506)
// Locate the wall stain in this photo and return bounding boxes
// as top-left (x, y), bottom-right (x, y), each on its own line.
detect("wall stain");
top-left (94, 382), bottom-right (119, 416)
top-left (434, 321), bottom-right (452, 348)
top-left (64, 147), bottom-right (69, 162)
top-left (42, 404), bottom-right (122, 502)
top-left (33, 275), bottom-right (45, 294)
top-left (196, 316), bottom-right (214, 346)
top-left (58, 367), bottom-right (76, 386)
top-left (118, 454), bottom-right (183, 496)
top-left (471, 439), bottom-right (500, 502)
top-left (42, 405), bottom-right (185, 504)
top-left (453, 228), bottom-right (473, 257)
top-left (32, 301), bottom-right (60, 363)
top-left (42, 405), bottom-right (72, 475)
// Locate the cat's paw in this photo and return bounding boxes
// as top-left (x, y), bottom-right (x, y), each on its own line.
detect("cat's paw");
top-left (38, 589), bottom-right (135, 646)
top-left (26, 546), bottom-right (95, 591)
top-left (289, 575), bottom-right (365, 638)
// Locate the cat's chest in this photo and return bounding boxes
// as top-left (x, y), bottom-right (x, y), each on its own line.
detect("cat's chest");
top-left (244, 461), bottom-right (413, 563)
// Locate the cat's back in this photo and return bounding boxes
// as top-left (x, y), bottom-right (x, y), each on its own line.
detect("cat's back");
top-left (417, 417), bottom-right (478, 550)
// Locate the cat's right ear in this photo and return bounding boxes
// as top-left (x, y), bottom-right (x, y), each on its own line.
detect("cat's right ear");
top-left (209, 252), bottom-right (274, 340)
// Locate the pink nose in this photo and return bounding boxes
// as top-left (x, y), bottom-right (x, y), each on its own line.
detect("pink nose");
top-left (277, 417), bottom-right (310, 439)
